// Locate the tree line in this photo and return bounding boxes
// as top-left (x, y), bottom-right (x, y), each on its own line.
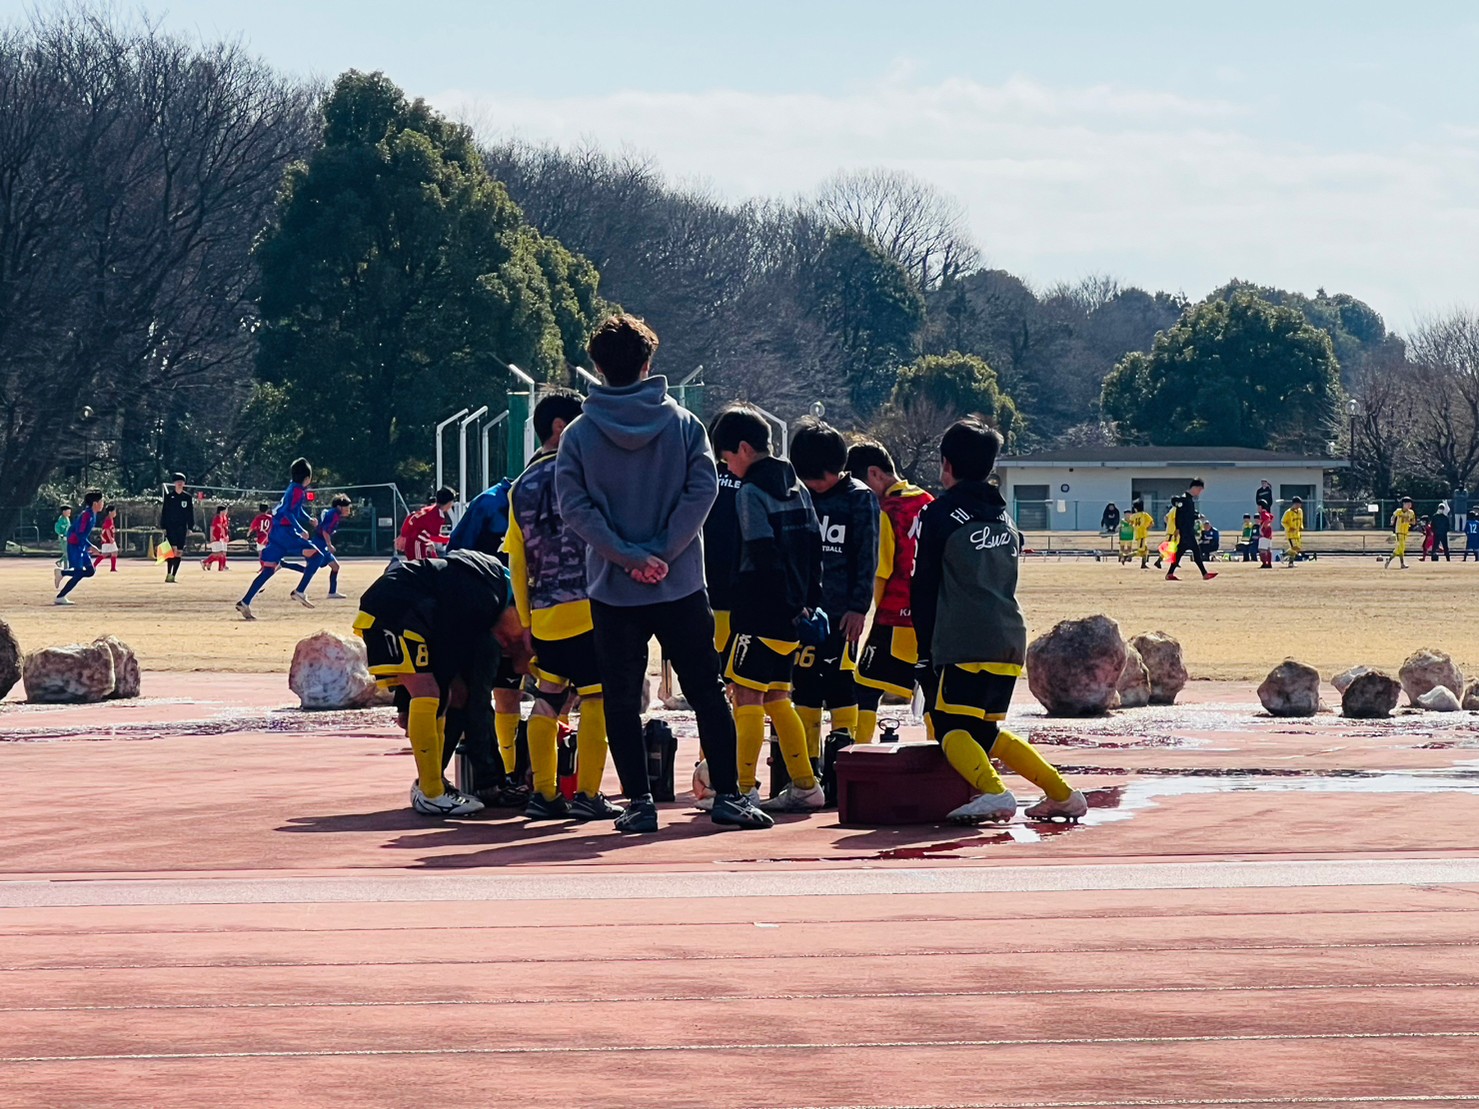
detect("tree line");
top-left (4, 8), bottom-right (1475, 542)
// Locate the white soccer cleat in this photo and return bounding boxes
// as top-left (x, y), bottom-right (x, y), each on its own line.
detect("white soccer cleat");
top-left (1024, 790), bottom-right (1089, 823)
top-left (759, 782), bottom-right (826, 813)
top-left (948, 790), bottom-right (1019, 825)
top-left (326, 592), bottom-right (349, 600)
top-left (411, 781), bottom-right (484, 817)
top-left (235, 601), bottom-right (256, 621)
top-left (290, 591), bottom-right (315, 609)
top-left (53, 596), bottom-right (74, 606)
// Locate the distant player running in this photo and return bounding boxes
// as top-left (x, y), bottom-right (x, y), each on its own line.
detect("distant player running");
top-left (354, 550), bottom-right (529, 817)
top-left (54, 491), bottom-right (102, 605)
top-left (912, 419), bottom-right (1087, 825)
top-left (248, 503), bottom-right (273, 558)
top-left (787, 416), bottom-right (878, 769)
top-left (1126, 498), bottom-right (1154, 570)
top-left (99, 506), bottom-right (119, 572)
top-left (235, 458), bottom-right (316, 620)
top-left (296, 494), bottom-right (352, 600)
top-left (846, 440), bottom-right (933, 743)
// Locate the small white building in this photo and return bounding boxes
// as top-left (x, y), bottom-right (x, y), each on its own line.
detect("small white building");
top-left (994, 447), bottom-right (1349, 532)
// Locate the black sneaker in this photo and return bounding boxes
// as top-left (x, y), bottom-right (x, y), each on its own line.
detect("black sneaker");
top-left (524, 792), bottom-right (571, 820)
top-left (614, 795), bottom-right (659, 834)
top-left (710, 792), bottom-right (775, 830)
top-left (570, 791), bottom-right (625, 821)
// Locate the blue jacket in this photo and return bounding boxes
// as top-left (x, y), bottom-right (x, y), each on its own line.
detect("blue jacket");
top-left (555, 375), bottom-right (717, 607)
top-left (448, 478), bottom-right (512, 557)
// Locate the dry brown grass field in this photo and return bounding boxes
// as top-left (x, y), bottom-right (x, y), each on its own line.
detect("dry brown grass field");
top-left (2, 551), bottom-right (1477, 681)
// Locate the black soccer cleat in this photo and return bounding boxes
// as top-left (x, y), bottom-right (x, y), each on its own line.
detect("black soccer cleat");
top-left (524, 792), bottom-right (572, 821)
top-left (570, 791), bottom-right (625, 822)
top-left (614, 795), bottom-right (659, 834)
top-left (710, 792), bottom-right (775, 830)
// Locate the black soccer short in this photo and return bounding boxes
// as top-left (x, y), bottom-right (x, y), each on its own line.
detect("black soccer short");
top-left (493, 654), bottom-right (523, 692)
top-left (791, 630), bottom-right (858, 710)
top-left (724, 632), bottom-right (798, 693)
top-left (354, 603), bottom-right (435, 684)
top-left (855, 624), bottom-right (919, 699)
top-left (928, 663), bottom-right (1019, 723)
top-left (530, 630), bottom-right (603, 697)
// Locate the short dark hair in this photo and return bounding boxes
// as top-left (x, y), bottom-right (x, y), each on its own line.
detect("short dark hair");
top-left (845, 439), bottom-right (896, 479)
top-left (533, 389), bottom-right (583, 443)
top-left (83, 489), bottom-right (103, 507)
top-left (257, 502), bottom-right (269, 512)
top-left (290, 458), bottom-right (312, 484)
top-left (103, 504), bottom-right (116, 515)
top-left (171, 472), bottom-right (186, 483)
top-left (1188, 477), bottom-right (1205, 489)
top-left (216, 504), bottom-right (229, 514)
top-left (587, 314), bottom-right (659, 387)
top-left (788, 417), bottom-right (847, 480)
top-left (332, 493), bottom-right (352, 509)
top-left (435, 486), bottom-right (456, 506)
top-left (711, 404), bottom-right (771, 456)
top-left (1133, 499), bottom-right (1144, 511)
top-left (1291, 496), bottom-right (1303, 504)
top-left (1402, 496), bottom-right (1413, 504)
top-left (939, 418), bottom-right (1002, 482)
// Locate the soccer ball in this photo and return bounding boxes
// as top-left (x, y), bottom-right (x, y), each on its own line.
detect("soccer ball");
top-left (691, 758), bottom-right (714, 803)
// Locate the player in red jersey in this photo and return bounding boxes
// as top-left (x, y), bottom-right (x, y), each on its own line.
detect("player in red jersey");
top-left (398, 488), bottom-right (456, 560)
top-left (202, 505), bottom-right (232, 570)
top-left (99, 506), bottom-right (119, 572)
top-left (844, 440), bottom-right (934, 743)
top-left (247, 503), bottom-right (273, 560)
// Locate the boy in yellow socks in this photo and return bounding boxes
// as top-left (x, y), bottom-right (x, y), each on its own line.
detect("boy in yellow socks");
top-left (911, 418), bottom-right (1087, 826)
top-left (505, 391), bottom-right (623, 824)
top-left (713, 405), bottom-right (826, 813)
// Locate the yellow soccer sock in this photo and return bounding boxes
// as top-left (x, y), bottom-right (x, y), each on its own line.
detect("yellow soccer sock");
top-left (575, 698), bottom-right (609, 797)
top-left (495, 711), bottom-right (520, 774)
top-left (766, 699), bottom-right (816, 790)
top-left (735, 704), bottom-right (767, 794)
top-left (940, 728), bottom-right (1007, 795)
top-left (830, 705), bottom-right (858, 737)
top-left (407, 697), bottom-right (445, 799)
top-left (991, 729), bottom-right (1073, 802)
top-left (795, 705), bottom-right (824, 760)
top-left (855, 708), bottom-right (879, 744)
top-left (527, 713), bottom-right (560, 801)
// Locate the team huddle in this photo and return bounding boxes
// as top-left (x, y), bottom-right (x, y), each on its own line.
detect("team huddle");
top-left (348, 315), bottom-right (1088, 834)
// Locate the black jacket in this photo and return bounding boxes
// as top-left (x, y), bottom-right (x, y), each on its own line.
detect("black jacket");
top-left (160, 491), bottom-right (194, 541)
top-left (1255, 485), bottom-right (1274, 511)
top-left (730, 456), bottom-right (822, 640)
top-left (1173, 493), bottom-right (1199, 538)
top-left (912, 480), bottom-right (1027, 669)
top-left (809, 473), bottom-right (879, 620)
top-left (703, 462), bottom-right (742, 610)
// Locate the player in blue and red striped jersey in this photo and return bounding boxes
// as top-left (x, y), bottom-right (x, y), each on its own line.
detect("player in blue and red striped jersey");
top-left (295, 494), bottom-right (352, 602)
top-left (54, 490), bottom-right (103, 605)
top-left (235, 458), bottom-right (317, 621)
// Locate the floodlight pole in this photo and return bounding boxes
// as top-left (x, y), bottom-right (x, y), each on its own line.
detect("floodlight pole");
top-left (458, 406), bottom-right (489, 515)
top-left (481, 411), bottom-right (509, 491)
top-left (435, 409), bottom-right (470, 494)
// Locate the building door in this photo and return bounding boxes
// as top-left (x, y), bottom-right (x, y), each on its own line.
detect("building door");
top-left (1132, 479), bottom-right (1188, 525)
top-left (1014, 484), bottom-right (1050, 529)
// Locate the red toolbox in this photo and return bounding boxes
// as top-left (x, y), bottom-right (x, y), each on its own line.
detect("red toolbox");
top-left (835, 742), bottom-right (973, 825)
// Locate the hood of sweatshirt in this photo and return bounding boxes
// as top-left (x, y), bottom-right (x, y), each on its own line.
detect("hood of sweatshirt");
top-left (577, 376), bottom-right (675, 451)
top-left (949, 479), bottom-right (1009, 514)
top-left (746, 455), bottom-right (804, 501)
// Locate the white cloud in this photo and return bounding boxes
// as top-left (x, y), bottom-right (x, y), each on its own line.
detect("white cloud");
top-left (434, 75), bottom-right (1479, 328)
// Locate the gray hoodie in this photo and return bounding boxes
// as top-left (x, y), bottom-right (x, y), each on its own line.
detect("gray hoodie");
top-left (555, 375), bottom-right (718, 607)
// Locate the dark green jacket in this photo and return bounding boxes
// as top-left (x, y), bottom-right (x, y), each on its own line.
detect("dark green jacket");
top-left (911, 480), bottom-right (1027, 669)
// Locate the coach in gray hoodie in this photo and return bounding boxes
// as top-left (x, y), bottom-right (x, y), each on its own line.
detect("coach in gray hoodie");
top-left (556, 315), bottom-right (771, 833)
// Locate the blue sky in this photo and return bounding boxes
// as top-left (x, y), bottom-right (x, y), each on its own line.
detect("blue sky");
top-left (9, 0), bottom-right (1479, 328)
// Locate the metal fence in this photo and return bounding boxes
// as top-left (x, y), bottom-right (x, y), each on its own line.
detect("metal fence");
top-left (1012, 497), bottom-right (1477, 535)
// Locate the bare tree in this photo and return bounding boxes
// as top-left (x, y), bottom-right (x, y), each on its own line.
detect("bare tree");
top-left (0, 11), bottom-right (315, 531)
top-left (1404, 310), bottom-right (1479, 492)
top-left (1347, 353), bottom-right (1421, 498)
top-left (811, 168), bottom-right (979, 290)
